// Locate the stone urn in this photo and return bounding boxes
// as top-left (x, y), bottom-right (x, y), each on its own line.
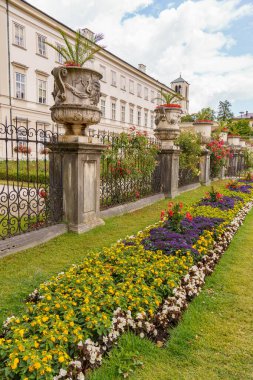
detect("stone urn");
top-left (240, 139), bottom-right (246, 148)
top-left (220, 130), bottom-right (228, 143)
top-left (154, 105), bottom-right (182, 148)
top-left (193, 120), bottom-right (213, 140)
top-left (50, 66), bottom-right (102, 136)
top-left (228, 135), bottom-right (240, 146)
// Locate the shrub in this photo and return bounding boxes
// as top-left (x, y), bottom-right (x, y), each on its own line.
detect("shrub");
top-left (175, 131), bottom-right (201, 176)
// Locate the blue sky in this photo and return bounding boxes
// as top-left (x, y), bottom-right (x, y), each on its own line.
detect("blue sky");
top-left (29, 0), bottom-right (253, 115)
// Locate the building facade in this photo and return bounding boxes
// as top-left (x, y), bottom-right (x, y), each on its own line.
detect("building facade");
top-left (0, 0), bottom-right (189, 146)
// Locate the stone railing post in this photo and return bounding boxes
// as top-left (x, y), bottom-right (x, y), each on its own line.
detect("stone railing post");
top-left (199, 148), bottom-right (211, 185)
top-left (49, 136), bottom-right (105, 233)
top-left (48, 65), bottom-right (106, 233)
top-left (154, 105), bottom-right (181, 198)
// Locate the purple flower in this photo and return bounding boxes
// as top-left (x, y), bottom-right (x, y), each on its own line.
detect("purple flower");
top-left (198, 195), bottom-right (243, 210)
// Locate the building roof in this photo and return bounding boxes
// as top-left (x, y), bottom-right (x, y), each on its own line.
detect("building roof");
top-left (234, 113), bottom-right (253, 119)
top-left (171, 75), bottom-right (189, 84)
top-left (20, 0), bottom-right (174, 92)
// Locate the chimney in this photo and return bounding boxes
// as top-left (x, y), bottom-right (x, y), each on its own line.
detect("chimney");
top-left (246, 110), bottom-right (248, 116)
top-left (138, 64), bottom-right (146, 73)
top-left (80, 28), bottom-right (95, 40)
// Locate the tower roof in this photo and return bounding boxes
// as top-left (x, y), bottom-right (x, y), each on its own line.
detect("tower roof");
top-left (171, 75), bottom-right (189, 84)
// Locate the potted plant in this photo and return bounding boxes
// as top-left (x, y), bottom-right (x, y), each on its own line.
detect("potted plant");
top-left (193, 108), bottom-right (215, 140)
top-left (47, 29), bottom-right (104, 136)
top-left (154, 91), bottom-right (183, 147)
top-left (155, 90), bottom-right (183, 109)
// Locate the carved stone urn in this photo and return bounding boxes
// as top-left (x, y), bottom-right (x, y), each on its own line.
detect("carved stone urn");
top-left (50, 66), bottom-right (102, 136)
top-left (154, 105), bottom-right (182, 148)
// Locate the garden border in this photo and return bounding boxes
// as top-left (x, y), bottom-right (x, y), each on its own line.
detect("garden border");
top-left (2, 185), bottom-right (252, 379)
top-left (0, 224), bottom-right (67, 258)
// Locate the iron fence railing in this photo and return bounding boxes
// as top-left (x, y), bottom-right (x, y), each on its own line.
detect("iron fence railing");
top-left (0, 119), bottom-right (63, 239)
top-left (178, 167), bottom-right (199, 188)
top-left (92, 131), bottom-right (162, 209)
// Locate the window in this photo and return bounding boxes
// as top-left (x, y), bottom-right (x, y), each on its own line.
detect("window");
top-left (14, 23), bottom-right (25, 47)
top-left (156, 92), bottom-right (161, 105)
top-left (37, 34), bottom-right (47, 56)
top-left (144, 111), bottom-right (148, 127)
top-left (137, 110), bottom-right (141, 126)
top-left (120, 76), bottom-right (126, 91)
top-left (111, 102), bottom-right (116, 120)
top-left (129, 108), bottom-right (134, 124)
top-left (144, 87), bottom-right (148, 100)
top-left (101, 99), bottom-right (106, 117)
top-left (121, 105), bottom-right (125, 122)
top-left (175, 85), bottom-right (181, 94)
top-left (38, 79), bottom-right (47, 104)
top-left (151, 90), bottom-right (155, 103)
top-left (151, 113), bottom-right (154, 129)
top-left (15, 73), bottom-right (25, 99)
top-left (100, 65), bottom-right (106, 82)
top-left (111, 71), bottom-right (117, 86)
top-left (56, 44), bottom-right (64, 64)
top-left (137, 84), bottom-right (142, 97)
top-left (38, 130), bottom-right (50, 152)
top-left (129, 80), bottom-right (134, 94)
top-left (17, 127), bottom-right (27, 148)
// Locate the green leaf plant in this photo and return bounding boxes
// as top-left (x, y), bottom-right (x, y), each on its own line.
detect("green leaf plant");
top-left (46, 29), bottom-right (104, 67)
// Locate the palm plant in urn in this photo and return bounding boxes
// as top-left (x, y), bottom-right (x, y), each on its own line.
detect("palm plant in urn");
top-left (154, 90), bottom-right (183, 146)
top-left (47, 29), bottom-right (104, 136)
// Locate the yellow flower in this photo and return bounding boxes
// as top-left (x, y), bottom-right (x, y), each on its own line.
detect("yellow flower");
top-left (58, 356), bottom-right (65, 363)
top-left (11, 358), bottom-right (19, 370)
top-left (34, 362), bottom-right (41, 370)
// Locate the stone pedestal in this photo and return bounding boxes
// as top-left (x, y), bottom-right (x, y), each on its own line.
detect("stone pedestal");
top-left (49, 135), bottom-right (106, 233)
top-left (199, 149), bottom-right (211, 185)
top-left (158, 147), bottom-right (180, 198)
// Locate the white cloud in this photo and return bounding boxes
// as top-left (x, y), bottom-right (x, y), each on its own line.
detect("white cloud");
top-left (29, 0), bottom-right (253, 113)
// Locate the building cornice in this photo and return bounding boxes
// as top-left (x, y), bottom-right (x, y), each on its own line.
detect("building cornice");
top-left (11, 61), bottom-right (29, 70)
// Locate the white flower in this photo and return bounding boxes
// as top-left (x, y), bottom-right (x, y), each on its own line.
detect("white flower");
top-left (59, 369), bottom-right (67, 377)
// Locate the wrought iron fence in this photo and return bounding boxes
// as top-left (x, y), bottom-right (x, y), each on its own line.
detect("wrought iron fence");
top-left (93, 131), bottom-right (161, 209)
top-left (178, 167), bottom-right (200, 187)
top-left (0, 119), bottom-right (63, 239)
top-left (226, 152), bottom-right (246, 178)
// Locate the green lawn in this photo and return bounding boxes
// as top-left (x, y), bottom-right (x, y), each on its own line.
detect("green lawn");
top-left (89, 207), bottom-right (253, 380)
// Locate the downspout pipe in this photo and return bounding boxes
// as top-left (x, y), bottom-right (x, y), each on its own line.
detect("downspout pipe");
top-left (6, 0), bottom-right (12, 124)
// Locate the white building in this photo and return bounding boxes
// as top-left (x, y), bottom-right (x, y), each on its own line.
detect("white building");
top-left (0, 0), bottom-right (190, 140)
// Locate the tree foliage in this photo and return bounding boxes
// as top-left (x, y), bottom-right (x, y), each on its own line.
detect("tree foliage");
top-left (217, 100), bottom-right (233, 121)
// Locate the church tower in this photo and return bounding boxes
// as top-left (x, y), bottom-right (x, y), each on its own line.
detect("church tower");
top-left (171, 75), bottom-right (190, 114)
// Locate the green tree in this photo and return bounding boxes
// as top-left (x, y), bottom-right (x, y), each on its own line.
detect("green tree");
top-left (217, 100), bottom-right (233, 121)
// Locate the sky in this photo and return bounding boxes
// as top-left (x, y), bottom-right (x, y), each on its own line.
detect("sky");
top-left (28, 0), bottom-right (253, 116)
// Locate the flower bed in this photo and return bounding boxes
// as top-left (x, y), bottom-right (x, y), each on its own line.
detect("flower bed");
top-left (0, 182), bottom-right (253, 380)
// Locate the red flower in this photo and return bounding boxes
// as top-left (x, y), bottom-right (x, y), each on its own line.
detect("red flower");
top-left (216, 193), bottom-right (223, 199)
top-left (168, 202), bottom-right (173, 209)
top-left (160, 210), bottom-right (165, 220)
top-left (179, 202), bottom-right (183, 209)
top-left (39, 189), bottom-right (47, 198)
top-left (168, 210), bottom-right (174, 217)
top-left (135, 191), bottom-right (140, 199)
top-left (185, 212), bottom-right (193, 221)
